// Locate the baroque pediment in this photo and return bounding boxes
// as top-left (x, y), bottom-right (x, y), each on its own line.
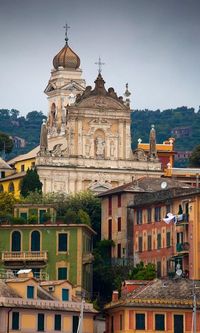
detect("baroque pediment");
top-left (44, 82), bottom-right (56, 93)
top-left (61, 80), bottom-right (85, 92)
top-left (76, 95), bottom-right (127, 110)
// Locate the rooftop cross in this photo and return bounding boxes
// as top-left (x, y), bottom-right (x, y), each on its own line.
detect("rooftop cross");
top-left (63, 23), bottom-right (70, 45)
top-left (95, 57), bottom-right (105, 74)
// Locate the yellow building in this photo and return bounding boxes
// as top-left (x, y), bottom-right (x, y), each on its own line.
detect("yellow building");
top-left (0, 269), bottom-right (97, 333)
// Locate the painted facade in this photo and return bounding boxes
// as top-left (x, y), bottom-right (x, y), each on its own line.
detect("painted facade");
top-left (105, 279), bottom-right (200, 333)
top-left (100, 177), bottom-right (200, 279)
top-left (0, 205), bottom-right (95, 294)
top-left (0, 272), bottom-right (97, 333)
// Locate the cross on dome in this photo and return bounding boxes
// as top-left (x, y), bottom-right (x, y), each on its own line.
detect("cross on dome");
top-left (95, 57), bottom-right (105, 74)
top-left (63, 23), bottom-right (70, 44)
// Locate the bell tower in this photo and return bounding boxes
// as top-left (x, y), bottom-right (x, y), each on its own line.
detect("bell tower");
top-left (44, 24), bottom-right (86, 137)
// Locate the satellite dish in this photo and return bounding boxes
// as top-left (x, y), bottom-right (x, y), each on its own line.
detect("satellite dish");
top-left (161, 181), bottom-right (167, 189)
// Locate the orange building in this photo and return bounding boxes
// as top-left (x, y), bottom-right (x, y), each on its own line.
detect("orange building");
top-left (105, 278), bottom-right (200, 333)
top-left (100, 177), bottom-right (200, 279)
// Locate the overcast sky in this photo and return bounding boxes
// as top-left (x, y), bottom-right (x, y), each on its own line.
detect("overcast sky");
top-left (0, 0), bottom-right (200, 116)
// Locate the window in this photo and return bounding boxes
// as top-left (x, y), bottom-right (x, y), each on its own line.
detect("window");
top-left (136, 313), bottom-right (145, 330)
top-left (27, 285), bottom-right (34, 299)
top-left (108, 219), bottom-right (112, 240)
top-left (147, 235), bottom-right (152, 251)
top-left (39, 209), bottom-right (47, 223)
top-left (166, 232), bottom-right (171, 247)
top-left (62, 288), bottom-right (69, 301)
top-left (136, 209), bottom-right (143, 224)
top-left (157, 234), bottom-right (161, 249)
top-left (166, 204), bottom-right (171, 215)
top-left (21, 164), bottom-right (25, 172)
top-left (20, 212), bottom-right (27, 221)
top-left (117, 217), bottom-right (121, 232)
top-left (38, 313), bottom-right (44, 331)
top-left (117, 243), bottom-right (121, 258)
top-left (147, 208), bottom-right (152, 223)
top-left (155, 207), bottom-right (161, 222)
top-left (138, 237), bottom-right (143, 252)
top-left (72, 316), bottom-right (79, 333)
top-left (155, 314), bottom-right (165, 331)
top-left (177, 232), bottom-right (183, 244)
top-left (58, 233), bottom-right (68, 252)
top-left (117, 194), bottom-right (121, 208)
top-left (108, 197), bottom-right (112, 215)
top-left (174, 315), bottom-right (183, 333)
top-left (11, 231), bottom-right (21, 252)
top-left (54, 314), bottom-right (61, 331)
top-left (8, 181), bottom-right (14, 192)
top-left (31, 230), bottom-right (40, 251)
top-left (58, 267), bottom-right (67, 280)
top-left (157, 261), bottom-right (161, 278)
top-left (12, 312), bottom-right (19, 330)
top-left (120, 314), bottom-right (123, 330)
top-left (111, 316), bottom-right (114, 333)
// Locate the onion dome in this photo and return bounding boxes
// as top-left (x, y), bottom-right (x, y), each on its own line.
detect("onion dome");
top-left (53, 30), bottom-right (80, 70)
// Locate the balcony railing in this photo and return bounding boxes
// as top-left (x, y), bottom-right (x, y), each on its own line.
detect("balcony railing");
top-left (176, 242), bottom-right (190, 253)
top-left (2, 251), bottom-right (48, 262)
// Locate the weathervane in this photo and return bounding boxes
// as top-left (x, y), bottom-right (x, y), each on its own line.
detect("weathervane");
top-left (95, 57), bottom-right (105, 74)
top-left (63, 23), bottom-right (70, 44)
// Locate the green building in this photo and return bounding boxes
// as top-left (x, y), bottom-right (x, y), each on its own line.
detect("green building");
top-left (0, 204), bottom-right (95, 294)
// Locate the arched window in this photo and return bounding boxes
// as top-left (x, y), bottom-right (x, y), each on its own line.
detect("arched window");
top-left (31, 230), bottom-right (40, 251)
top-left (0, 184), bottom-right (3, 192)
top-left (11, 231), bottom-right (21, 252)
top-left (8, 182), bottom-right (14, 193)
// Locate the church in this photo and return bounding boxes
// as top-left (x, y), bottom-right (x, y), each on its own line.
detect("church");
top-left (0, 28), bottom-right (163, 196)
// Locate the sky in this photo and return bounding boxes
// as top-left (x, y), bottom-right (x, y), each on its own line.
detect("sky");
top-left (0, 0), bottom-right (200, 116)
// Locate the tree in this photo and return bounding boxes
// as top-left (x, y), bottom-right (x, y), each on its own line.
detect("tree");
top-left (20, 168), bottom-right (42, 197)
top-left (0, 132), bottom-right (13, 153)
top-left (0, 192), bottom-right (17, 221)
top-left (189, 144), bottom-right (200, 167)
top-left (129, 262), bottom-right (156, 280)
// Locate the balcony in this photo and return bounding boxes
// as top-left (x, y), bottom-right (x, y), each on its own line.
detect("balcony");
top-left (2, 251), bottom-right (48, 262)
top-left (176, 214), bottom-right (189, 225)
top-left (176, 242), bottom-right (190, 253)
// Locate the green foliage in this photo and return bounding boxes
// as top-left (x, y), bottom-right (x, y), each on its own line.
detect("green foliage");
top-left (20, 168), bottom-right (42, 197)
top-left (0, 192), bottom-right (17, 214)
top-left (0, 132), bottom-right (13, 153)
top-left (27, 215), bottom-right (38, 224)
top-left (189, 144), bottom-right (200, 167)
top-left (129, 262), bottom-right (156, 280)
top-left (10, 216), bottom-right (26, 225)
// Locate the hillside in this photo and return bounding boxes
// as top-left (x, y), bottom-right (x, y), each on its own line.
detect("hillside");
top-left (0, 107), bottom-right (199, 164)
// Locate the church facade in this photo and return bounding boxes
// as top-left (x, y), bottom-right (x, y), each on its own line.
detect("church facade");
top-left (36, 33), bottom-right (162, 194)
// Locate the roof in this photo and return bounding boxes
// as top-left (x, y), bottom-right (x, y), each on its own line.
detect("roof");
top-left (40, 280), bottom-right (73, 287)
top-left (98, 176), bottom-right (192, 197)
top-left (0, 280), bottom-right (21, 298)
top-left (0, 157), bottom-right (12, 170)
top-left (8, 136), bottom-right (67, 165)
top-left (106, 278), bottom-right (200, 309)
top-left (0, 171), bottom-right (26, 182)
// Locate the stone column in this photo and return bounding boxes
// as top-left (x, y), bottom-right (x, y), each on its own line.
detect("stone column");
top-left (77, 119), bottom-right (83, 156)
top-left (118, 121), bottom-right (124, 159)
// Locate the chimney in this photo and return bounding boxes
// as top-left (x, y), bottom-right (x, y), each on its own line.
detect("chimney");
top-left (112, 290), bottom-right (119, 302)
top-left (17, 269), bottom-right (34, 279)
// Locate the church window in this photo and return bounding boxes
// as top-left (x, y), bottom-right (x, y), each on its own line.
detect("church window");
top-left (31, 230), bottom-right (40, 251)
top-left (108, 197), bottom-right (112, 215)
top-left (58, 233), bottom-right (68, 252)
top-left (117, 217), bottom-right (121, 232)
top-left (11, 231), bottom-right (21, 252)
top-left (8, 181), bottom-right (14, 193)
